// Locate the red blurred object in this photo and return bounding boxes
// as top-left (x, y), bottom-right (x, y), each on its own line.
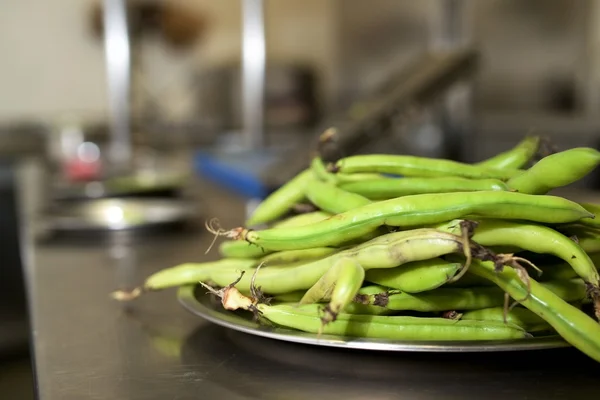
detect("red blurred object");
top-left (64, 158), bottom-right (102, 182)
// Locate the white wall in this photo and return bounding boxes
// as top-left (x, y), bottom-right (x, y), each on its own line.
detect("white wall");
top-left (0, 0), bottom-right (339, 125)
top-left (0, 0), bottom-right (108, 122)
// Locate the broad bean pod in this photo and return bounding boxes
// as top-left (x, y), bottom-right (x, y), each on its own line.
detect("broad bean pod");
top-left (339, 177), bottom-right (509, 200)
top-left (364, 258), bottom-right (462, 293)
top-left (219, 211), bottom-right (331, 259)
top-left (300, 257), bottom-right (365, 324)
top-left (219, 240), bottom-right (271, 259)
top-left (254, 303), bottom-right (529, 341)
top-left (271, 211), bottom-right (332, 228)
top-left (311, 155), bottom-right (383, 184)
top-left (331, 154), bottom-right (522, 180)
top-left (259, 247), bottom-right (340, 265)
top-left (556, 225), bottom-right (600, 255)
top-left (110, 258), bottom-right (258, 300)
top-left (231, 191), bottom-right (593, 251)
top-left (436, 219), bottom-right (600, 295)
top-left (577, 202), bottom-right (600, 229)
top-left (304, 178), bottom-right (372, 214)
top-left (206, 229), bottom-right (475, 294)
top-left (245, 168), bottom-right (313, 226)
top-left (270, 297), bottom-right (394, 316)
top-left (475, 136), bottom-right (541, 170)
top-left (355, 278), bottom-right (586, 313)
top-left (506, 147), bottom-right (600, 194)
top-left (461, 307), bottom-right (551, 333)
top-left (468, 258), bottom-right (600, 363)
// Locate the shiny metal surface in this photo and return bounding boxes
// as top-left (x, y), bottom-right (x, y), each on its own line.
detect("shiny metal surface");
top-left (178, 285), bottom-right (569, 353)
top-left (27, 183), bottom-right (600, 399)
top-left (103, 0), bottom-right (133, 172)
top-left (242, 0), bottom-right (266, 149)
top-left (50, 172), bottom-right (187, 201)
top-left (42, 197), bottom-right (198, 232)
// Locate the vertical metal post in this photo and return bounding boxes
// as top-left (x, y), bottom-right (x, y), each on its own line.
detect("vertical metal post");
top-left (103, 0), bottom-right (132, 173)
top-left (242, 0), bottom-right (266, 149)
top-left (429, 0), bottom-right (473, 161)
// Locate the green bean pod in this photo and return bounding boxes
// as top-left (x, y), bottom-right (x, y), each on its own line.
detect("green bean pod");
top-left (557, 225), bottom-right (600, 254)
top-left (475, 136), bottom-right (541, 170)
top-left (220, 210), bottom-right (332, 259)
top-left (365, 258), bottom-right (462, 293)
top-left (355, 279), bottom-right (586, 312)
top-left (255, 303), bottom-right (529, 341)
top-left (449, 262), bottom-right (581, 287)
top-left (305, 178), bottom-right (372, 214)
top-left (461, 307), bottom-right (551, 333)
top-left (339, 177), bottom-right (509, 200)
top-left (246, 168), bottom-right (313, 226)
top-left (259, 247), bottom-right (340, 266)
top-left (468, 258), bottom-right (600, 363)
top-left (110, 258), bottom-right (258, 300)
top-left (445, 272), bottom-right (495, 288)
top-left (219, 240), bottom-right (271, 259)
top-left (271, 211), bottom-right (332, 228)
top-left (311, 155), bottom-right (383, 184)
top-left (271, 286), bottom-right (394, 315)
top-left (332, 154), bottom-right (522, 180)
top-left (207, 229), bottom-right (472, 294)
top-left (437, 218), bottom-right (600, 292)
top-left (577, 202), bottom-right (600, 229)
top-left (271, 291), bottom-right (305, 303)
top-left (300, 257), bottom-right (365, 323)
top-left (506, 147), bottom-right (600, 195)
top-left (310, 157), bottom-right (336, 183)
top-left (236, 191), bottom-right (593, 251)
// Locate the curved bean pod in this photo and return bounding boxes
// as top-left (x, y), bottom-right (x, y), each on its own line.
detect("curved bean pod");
top-left (310, 156), bottom-right (337, 184)
top-left (311, 154), bottom-right (383, 184)
top-left (577, 202), bottom-right (600, 229)
top-left (300, 257), bottom-right (366, 323)
top-left (437, 219), bottom-right (600, 294)
top-left (461, 307), bottom-right (551, 332)
top-left (246, 168), bottom-right (313, 226)
top-left (364, 258), bottom-right (462, 293)
top-left (255, 303), bottom-right (529, 341)
top-left (506, 147), bottom-right (600, 194)
top-left (339, 177), bottom-right (509, 200)
top-left (468, 258), bottom-right (600, 362)
top-left (332, 154), bottom-right (522, 180)
top-left (304, 178), bottom-right (372, 214)
top-left (475, 136), bottom-right (541, 170)
top-left (234, 191), bottom-right (593, 251)
top-left (557, 225), bottom-right (600, 254)
top-left (208, 229), bottom-right (473, 294)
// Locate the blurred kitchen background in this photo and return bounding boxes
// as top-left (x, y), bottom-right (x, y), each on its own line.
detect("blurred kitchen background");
top-left (3, 0), bottom-right (600, 397)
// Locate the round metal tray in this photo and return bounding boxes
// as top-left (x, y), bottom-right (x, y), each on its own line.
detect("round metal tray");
top-left (177, 284), bottom-right (570, 353)
top-left (43, 197), bottom-right (198, 232)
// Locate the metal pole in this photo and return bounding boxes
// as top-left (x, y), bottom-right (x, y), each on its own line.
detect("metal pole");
top-left (242, 0), bottom-right (266, 149)
top-left (103, 0), bottom-right (132, 173)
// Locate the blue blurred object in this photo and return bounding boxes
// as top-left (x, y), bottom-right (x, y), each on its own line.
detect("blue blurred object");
top-left (194, 133), bottom-right (295, 199)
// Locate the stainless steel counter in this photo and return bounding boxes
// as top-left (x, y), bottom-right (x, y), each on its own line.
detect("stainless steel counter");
top-left (26, 182), bottom-right (600, 400)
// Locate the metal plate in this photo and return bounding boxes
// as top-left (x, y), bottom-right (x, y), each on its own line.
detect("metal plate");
top-left (177, 284), bottom-right (570, 353)
top-left (50, 173), bottom-right (187, 201)
top-left (43, 197), bottom-right (198, 232)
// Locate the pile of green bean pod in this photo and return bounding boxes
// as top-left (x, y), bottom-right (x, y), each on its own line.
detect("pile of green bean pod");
top-left (112, 135), bottom-right (600, 363)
